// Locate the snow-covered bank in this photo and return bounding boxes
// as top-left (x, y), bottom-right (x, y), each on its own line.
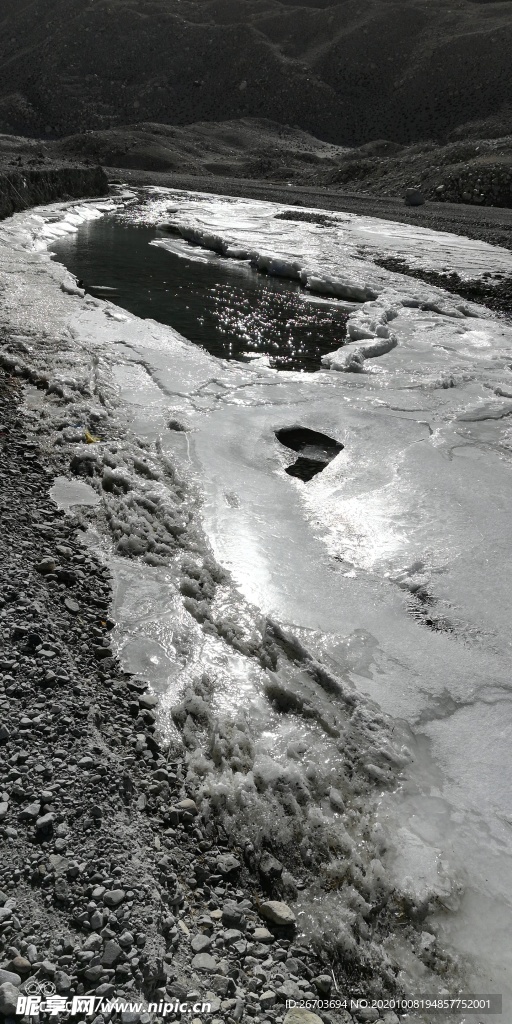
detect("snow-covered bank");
top-left (2, 188), bottom-right (512, 1021)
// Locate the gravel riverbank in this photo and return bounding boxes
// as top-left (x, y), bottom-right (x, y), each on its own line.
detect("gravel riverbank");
top-left (0, 370), bottom-right (404, 1024)
top-left (110, 168), bottom-right (512, 253)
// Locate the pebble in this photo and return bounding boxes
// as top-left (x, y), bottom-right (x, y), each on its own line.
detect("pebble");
top-left (177, 798), bottom-right (198, 815)
top-left (191, 952), bottom-right (218, 972)
top-left (55, 970), bottom-right (72, 991)
top-left (283, 1010), bottom-right (324, 1024)
top-left (102, 939), bottom-right (123, 965)
top-left (7, 956), bottom-right (30, 976)
top-left (35, 557), bottom-right (57, 575)
top-left (253, 927), bottom-right (274, 944)
top-left (217, 854), bottom-right (240, 876)
top-left (190, 933), bottom-right (212, 953)
top-left (259, 990), bottom-right (277, 1009)
top-left (259, 852), bottom-right (283, 880)
top-left (104, 888), bottom-right (125, 907)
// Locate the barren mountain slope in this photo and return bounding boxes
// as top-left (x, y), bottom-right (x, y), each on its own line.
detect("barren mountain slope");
top-left (0, 0), bottom-right (511, 145)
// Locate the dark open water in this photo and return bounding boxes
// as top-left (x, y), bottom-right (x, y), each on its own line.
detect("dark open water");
top-left (51, 218), bottom-right (348, 371)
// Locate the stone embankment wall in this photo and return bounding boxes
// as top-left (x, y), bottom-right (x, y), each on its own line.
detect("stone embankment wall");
top-left (433, 162), bottom-right (512, 207)
top-left (0, 165), bottom-right (108, 220)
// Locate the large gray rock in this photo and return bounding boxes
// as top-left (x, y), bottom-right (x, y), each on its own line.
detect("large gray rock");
top-left (190, 933), bottom-right (212, 953)
top-left (259, 900), bottom-right (296, 928)
top-left (253, 926), bottom-right (274, 944)
top-left (404, 187), bottom-right (425, 206)
top-left (102, 939), bottom-right (123, 965)
top-left (313, 974), bottom-right (332, 994)
top-left (191, 952), bottom-right (218, 972)
top-left (103, 888), bottom-right (125, 906)
top-left (0, 982), bottom-right (21, 1016)
top-left (284, 1010), bottom-right (324, 1024)
top-left (216, 853), bottom-right (240, 875)
top-left (259, 852), bottom-right (283, 881)
top-left (0, 969), bottom-right (22, 988)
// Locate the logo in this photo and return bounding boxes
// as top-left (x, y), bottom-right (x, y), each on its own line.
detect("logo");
top-left (24, 980), bottom-right (57, 997)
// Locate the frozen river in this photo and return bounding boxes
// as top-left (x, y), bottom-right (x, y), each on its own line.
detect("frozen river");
top-left (1, 187), bottom-right (512, 1021)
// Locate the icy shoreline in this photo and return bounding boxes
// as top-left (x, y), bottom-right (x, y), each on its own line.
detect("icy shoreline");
top-left (1, 189), bottom-right (512, 1021)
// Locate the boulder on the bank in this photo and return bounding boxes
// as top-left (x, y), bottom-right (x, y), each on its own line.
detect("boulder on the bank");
top-left (404, 187), bottom-right (425, 206)
top-left (259, 899), bottom-right (296, 928)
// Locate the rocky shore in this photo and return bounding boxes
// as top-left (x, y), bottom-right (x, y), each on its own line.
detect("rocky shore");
top-left (0, 365), bottom-right (406, 1024)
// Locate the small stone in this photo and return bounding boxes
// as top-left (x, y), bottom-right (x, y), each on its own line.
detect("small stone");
top-left (7, 956), bottom-right (31, 977)
top-left (312, 974), bottom-right (332, 995)
top-left (283, 1008), bottom-right (323, 1024)
top-left (102, 939), bottom-right (122, 966)
top-left (191, 953), bottom-right (218, 972)
top-left (404, 187), bottom-right (425, 207)
top-left (259, 901), bottom-right (296, 928)
top-left (252, 927), bottom-right (274, 944)
top-left (259, 852), bottom-right (283, 881)
top-left (35, 557), bottom-right (56, 575)
top-left (95, 983), bottom-right (116, 998)
top-left (19, 801), bottom-right (41, 821)
top-left (0, 802), bottom-right (8, 820)
top-left (64, 598), bottom-right (80, 614)
top-left (177, 798), bottom-right (198, 815)
top-left (55, 970), bottom-right (72, 992)
top-left (78, 756), bottom-right (94, 768)
top-left (191, 934), bottom-right (212, 953)
top-left (35, 812), bottom-right (55, 834)
top-left (210, 974), bottom-right (235, 996)
top-left (139, 693), bottom-right (158, 709)
top-left (277, 980), bottom-right (302, 1001)
top-left (0, 982), bottom-right (21, 1016)
top-left (90, 910), bottom-right (103, 930)
top-left (0, 969), bottom-right (22, 987)
top-left (221, 903), bottom-right (244, 928)
top-left (216, 854), bottom-right (240, 876)
top-left (84, 965), bottom-right (103, 982)
top-left (104, 889), bottom-right (125, 907)
top-left (259, 990), bottom-right (277, 1010)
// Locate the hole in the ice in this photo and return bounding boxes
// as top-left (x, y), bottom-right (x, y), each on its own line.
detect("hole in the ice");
top-left (275, 427), bottom-right (343, 481)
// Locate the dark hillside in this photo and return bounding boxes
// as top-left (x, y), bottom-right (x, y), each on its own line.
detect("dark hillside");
top-left (0, 0), bottom-right (511, 145)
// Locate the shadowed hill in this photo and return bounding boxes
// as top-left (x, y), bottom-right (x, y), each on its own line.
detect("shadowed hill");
top-left (0, 0), bottom-right (511, 145)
